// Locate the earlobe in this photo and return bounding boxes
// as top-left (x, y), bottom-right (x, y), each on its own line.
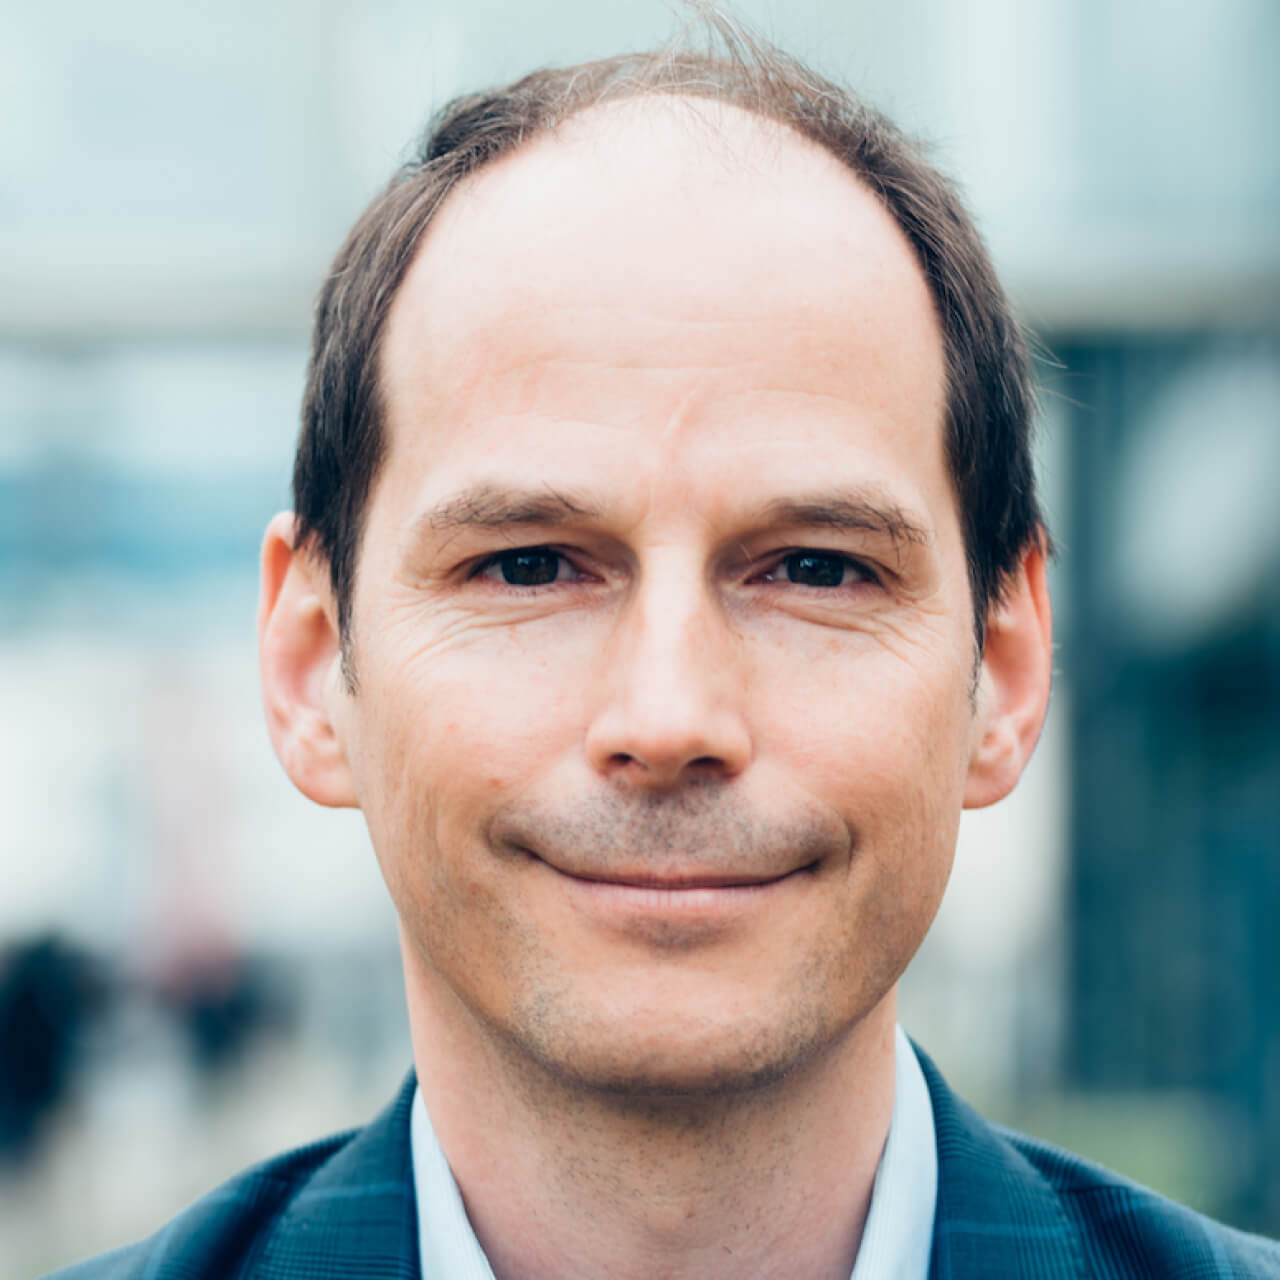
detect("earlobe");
top-left (258, 512), bottom-right (358, 808)
top-left (963, 539), bottom-right (1054, 810)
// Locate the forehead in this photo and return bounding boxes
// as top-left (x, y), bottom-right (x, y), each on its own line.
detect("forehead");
top-left (377, 95), bottom-right (946, 514)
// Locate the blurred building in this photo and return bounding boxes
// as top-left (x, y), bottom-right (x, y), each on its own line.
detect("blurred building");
top-left (1, 0), bottom-right (1277, 1273)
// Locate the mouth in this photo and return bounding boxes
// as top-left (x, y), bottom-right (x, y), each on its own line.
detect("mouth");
top-left (529, 848), bottom-right (816, 898)
top-left (516, 848), bottom-right (820, 945)
top-left (554, 867), bottom-right (811, 890)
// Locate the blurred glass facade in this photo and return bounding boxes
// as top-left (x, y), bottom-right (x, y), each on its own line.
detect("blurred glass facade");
top-left (1058, 336), bottom-right (1280, 1227)
top-left (1, 1), bottom-right (1277, 1273)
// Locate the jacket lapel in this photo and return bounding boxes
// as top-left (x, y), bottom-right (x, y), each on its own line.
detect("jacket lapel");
top-left (252, 1071), bottom-right (421, 1279)
top-left (916, 1047), bottom-right (1085, 1280)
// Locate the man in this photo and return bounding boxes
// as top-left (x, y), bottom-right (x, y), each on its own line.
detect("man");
top-left (53, 16), bottom-right (1279, 1280)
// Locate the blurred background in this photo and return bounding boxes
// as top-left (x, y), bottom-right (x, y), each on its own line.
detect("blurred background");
top-left (1, 0), bottom-right (1277, 1273)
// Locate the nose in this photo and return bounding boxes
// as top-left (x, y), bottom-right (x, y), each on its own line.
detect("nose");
top-left (584, 564), bottom-right (752, 788)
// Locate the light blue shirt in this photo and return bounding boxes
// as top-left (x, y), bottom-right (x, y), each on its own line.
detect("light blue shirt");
top-left (411, 1024), bottom-right (937, 1279)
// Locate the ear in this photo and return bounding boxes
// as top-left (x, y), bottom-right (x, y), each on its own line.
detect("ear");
top-left (963, 539), bottom-right (1054, 809)
top-left (258, 512), bottom-right (358, 808)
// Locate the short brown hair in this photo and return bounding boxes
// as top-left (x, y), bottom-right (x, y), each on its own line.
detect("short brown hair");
top-left (293, 12), bottom-right (1045, 682)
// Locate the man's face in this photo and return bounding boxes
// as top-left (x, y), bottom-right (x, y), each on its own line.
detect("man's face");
top-left (333, 100), bottom-right (983, 1094)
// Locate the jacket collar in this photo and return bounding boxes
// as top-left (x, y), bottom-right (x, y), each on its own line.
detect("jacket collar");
top-left (253, 1070), bottom-right (421, 1278)
top-left (916, 1045), bottom-right (1086, 1280)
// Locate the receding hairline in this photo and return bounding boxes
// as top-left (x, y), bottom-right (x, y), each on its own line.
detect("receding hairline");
top-left (391, 87), bottom-right (913, 284)
top-left (374, 84), bottom-right (944, 430)
top-left (533, 89), bottom-right (860, 169)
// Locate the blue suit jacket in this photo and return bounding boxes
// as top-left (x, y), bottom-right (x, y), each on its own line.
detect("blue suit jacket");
top-left (49, 1047), bottom-right (1280, 1278)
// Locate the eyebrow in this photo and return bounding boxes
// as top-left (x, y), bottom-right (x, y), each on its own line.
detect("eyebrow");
top-left (758, 494), bottom-right (932, 550)
top-left (407, 483), bottom-right (930, 550)
top-left (408, 484), bottom-right (603, 541)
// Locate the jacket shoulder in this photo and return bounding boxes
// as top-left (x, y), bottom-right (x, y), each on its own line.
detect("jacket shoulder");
top-left (44, 1128), bottom-right (360, 1280)
top-left (43, 1071), bottom-right (419, 1280)
top-left (1000, 1124), bottom-right (1280, 1279)
top-left (916, 1041), bottom-right (1279, 1279)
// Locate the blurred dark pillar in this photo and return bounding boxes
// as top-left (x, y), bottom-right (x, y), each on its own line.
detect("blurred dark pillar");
top-left (0, 935), bottom-right (99, 1161)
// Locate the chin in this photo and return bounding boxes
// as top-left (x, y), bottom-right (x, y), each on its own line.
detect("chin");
top-left (497, 986), bottom-right (848, 1103)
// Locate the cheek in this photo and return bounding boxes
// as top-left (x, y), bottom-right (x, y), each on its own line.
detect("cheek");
top-left (347, 664), bottom-right (541, 1010)
top-left (370, 625), bottom-right (578, 765)
top-left (766, 638), bottom-right (973, 795)
top-left (762, 643), bottom-right (972, 905)
top-left (348, 636), bottom-right (586, 895)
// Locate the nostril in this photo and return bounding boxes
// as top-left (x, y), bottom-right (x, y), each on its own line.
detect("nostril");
top-left (606, 751), bottom-right (722, 775)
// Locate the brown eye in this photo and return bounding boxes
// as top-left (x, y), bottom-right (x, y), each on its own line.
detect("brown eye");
top-left (784, 552), bottom-right (849, 587)
top-left (495, 549), bottom-right (563, 586)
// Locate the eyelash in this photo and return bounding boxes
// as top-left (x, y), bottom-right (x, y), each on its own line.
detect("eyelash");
top-left (469, 546), bottom-right (882, 591)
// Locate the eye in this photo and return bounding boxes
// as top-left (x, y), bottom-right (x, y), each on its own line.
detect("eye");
top-left (762, 551), bottom-right (876, 589)
top-left (474, 547), bottom-right (573, 587)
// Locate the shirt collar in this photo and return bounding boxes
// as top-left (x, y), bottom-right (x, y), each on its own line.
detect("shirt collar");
top-left (850, 1024), bottom-right (938, 1280)
top-left (411, 1086), bottom-right (497, 1280)
top-left (411, 1023), bottom-right (937, 1280)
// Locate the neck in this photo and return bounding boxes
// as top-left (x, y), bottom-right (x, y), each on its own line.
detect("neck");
top-left (405, 956), bottom-right (898, 1280)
